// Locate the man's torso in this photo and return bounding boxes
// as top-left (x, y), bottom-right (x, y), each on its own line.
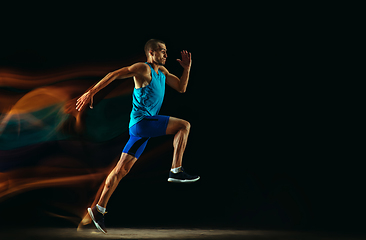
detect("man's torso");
top-left (129, 62), bottom-right (166, 128)
top-left (133, 62), bottom-right (166, 89)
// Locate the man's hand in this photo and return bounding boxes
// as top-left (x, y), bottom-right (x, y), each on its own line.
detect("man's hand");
top-left (76, 90), bottom-right (94, 111)
top-left (176, 50), bottom-right (192, 70)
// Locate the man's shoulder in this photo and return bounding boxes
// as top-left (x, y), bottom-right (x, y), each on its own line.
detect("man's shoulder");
top-left (129, 62), bottom-right (150, 73)
top-left (131, 62), bottom-right (148, 68)
top-left (159, 65), bottom-right (169, 75)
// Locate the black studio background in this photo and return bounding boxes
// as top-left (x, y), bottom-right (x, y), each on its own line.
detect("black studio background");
top-left (0, 3), bottom-right (363, 235)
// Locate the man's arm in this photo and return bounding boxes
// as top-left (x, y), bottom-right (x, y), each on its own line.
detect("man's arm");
top-left (76, 63), bottom-right (144, 111)
top-left (163, 50), bottom-right (192, 93)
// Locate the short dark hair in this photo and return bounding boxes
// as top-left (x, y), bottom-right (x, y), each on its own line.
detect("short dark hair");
top-left (144, 39), bottom-right (165, 57)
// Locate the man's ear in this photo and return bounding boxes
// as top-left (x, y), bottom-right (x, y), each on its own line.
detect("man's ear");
top-left (149, 50), bottom-right (154, 57)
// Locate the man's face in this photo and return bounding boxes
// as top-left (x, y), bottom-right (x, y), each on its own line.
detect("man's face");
top-left (151, 43), bottom-right (167, 65)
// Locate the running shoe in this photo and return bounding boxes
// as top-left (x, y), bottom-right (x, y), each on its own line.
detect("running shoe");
top-left (88, 206), bottom-right (107, 234)
top-left (168, 167), bottom-right (200, 183)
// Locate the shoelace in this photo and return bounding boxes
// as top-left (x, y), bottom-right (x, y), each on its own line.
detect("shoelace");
top-left (96, 208), bottom-right (108, 216)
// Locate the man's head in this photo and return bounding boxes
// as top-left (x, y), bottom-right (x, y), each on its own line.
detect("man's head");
top-left (144, 39), bottom-right (167, 65)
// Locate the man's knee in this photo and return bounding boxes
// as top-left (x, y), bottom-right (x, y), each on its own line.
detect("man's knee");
top-left (180, 120), bottom-right (191, 132)
top-left (167, 117), bottom-right (191, 135)
top-left (115, 157), bottom-right (136, 180)
top-left (115, 164), bottom-right (130, 180)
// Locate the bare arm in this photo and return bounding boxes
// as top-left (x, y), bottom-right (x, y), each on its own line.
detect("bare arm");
top-left (76, 63), bottom-right (143, 111)
top-left (164, 50), bottom-right (192, 93)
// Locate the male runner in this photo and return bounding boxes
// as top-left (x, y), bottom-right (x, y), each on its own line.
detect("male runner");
top-left (76, 39), bottom-right (200, 234)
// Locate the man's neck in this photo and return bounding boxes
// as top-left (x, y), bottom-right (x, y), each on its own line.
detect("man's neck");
top-left (147, 59), bottom-right (160, 74)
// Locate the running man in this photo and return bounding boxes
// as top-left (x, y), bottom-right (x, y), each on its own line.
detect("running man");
top-left (76, 39), bottom-right (200, 234)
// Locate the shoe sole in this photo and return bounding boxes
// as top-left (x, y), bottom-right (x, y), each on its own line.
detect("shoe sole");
top-left (168, 176), bottom-right (200, 183)
top-left (87, 208), bottom-right (107, 234)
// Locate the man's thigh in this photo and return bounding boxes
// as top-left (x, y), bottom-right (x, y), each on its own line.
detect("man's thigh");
top-left (122, 135), bottom-right (149, 159)
top-left (130, 115), bottom-right (170, 138)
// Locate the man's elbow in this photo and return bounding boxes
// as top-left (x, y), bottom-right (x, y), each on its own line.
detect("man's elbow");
top-left (108, 71), bottom-right (118, 79)
top-left (178, 88), bottom-right (186, 93)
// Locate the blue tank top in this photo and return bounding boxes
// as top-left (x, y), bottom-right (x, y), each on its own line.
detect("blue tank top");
top-left (129, 62), bottom-right (166, 128)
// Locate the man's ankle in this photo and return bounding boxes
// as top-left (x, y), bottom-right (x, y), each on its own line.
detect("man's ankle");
top-left (170, 166), bottom-right (182, 173)
top-left (96, 204), bottom-right (106, 214)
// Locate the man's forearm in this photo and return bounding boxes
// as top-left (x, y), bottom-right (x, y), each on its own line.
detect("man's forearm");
top-left (179, 68), bottom-right (190, 93)
top-left (90, 72), bottom-right (117, 95)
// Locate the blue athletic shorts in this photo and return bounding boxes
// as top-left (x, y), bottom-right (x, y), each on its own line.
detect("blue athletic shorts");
top-left (122, 115), bottom-right (170, 159)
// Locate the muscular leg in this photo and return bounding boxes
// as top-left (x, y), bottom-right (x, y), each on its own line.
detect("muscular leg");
top-left (97, 153), bottom-right (137, 208)
top-left (166, 117), bottom-right (191, 169)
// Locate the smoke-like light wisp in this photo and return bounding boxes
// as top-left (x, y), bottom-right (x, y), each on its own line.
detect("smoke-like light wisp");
top-left (0, 57), bottom-right (175, 226)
